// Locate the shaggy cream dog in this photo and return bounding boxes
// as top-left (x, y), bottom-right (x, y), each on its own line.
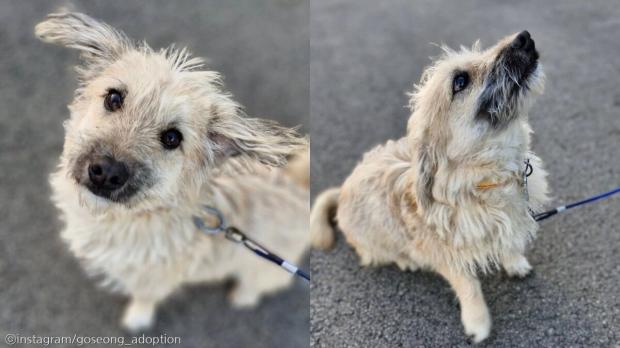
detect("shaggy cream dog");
top-left (311, 31), bottom-right (549, 343)
top-left (35, 12), bottom-right (309, 332)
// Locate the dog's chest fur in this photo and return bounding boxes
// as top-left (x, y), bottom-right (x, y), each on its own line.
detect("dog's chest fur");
top-left (49, 167), bottom-right (309, 295)
top-left (51, 178), bottom-right (228, 293)
top-left (338, 135), bottom-right (549, 274)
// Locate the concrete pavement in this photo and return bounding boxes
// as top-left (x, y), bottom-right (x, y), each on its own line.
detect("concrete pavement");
top-left (310, 0), bottom-right (620, 346)
top-left (0, 1), bottom-right (308, 347)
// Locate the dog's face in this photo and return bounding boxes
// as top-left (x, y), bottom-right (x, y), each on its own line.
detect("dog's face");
top-left (36, 13), bottom-right (304, 209)
top-left (409, 31), bottom-right (544, 210)
top-left (409, 31), bottom-right (543, 148)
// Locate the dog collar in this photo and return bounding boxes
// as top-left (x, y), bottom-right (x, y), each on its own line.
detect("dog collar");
top-left (475, 180), bottom-right (505, 190)
top-left (475, 159), bottom-right (533, 198)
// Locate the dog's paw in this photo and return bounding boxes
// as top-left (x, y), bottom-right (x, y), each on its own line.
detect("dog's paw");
top-left (121, 301), bottom-right (156, 333)
top-left (228, 287), bottom-right (260, 309)
top-left (462, 311), bottom-right (491, 344)
top-left (396, 259), bottom-right (419, 272)
top-left (504, 256), bottom-right (533, 278)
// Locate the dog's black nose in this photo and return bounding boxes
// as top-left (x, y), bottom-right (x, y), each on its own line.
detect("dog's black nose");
top-left (88, 157), bottom-right (130, 192)
top-left (511, 30), bottom-right (535, 52)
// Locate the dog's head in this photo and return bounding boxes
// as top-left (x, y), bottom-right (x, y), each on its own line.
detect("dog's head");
top-left (408, 31), bottom-right (544, 211)
top-left (36, 12), bottom-right (305, 209)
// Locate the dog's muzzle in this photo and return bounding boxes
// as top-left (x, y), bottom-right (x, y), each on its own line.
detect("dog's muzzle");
top-left (84, 156), bottom-right (141, 202)
top-left (503, 30), bottom-right (539, 82)
top-left (86, 156), bottom-right (131, 196)
top-left (477, 30), bottom-right (540, 128)
top-left (72, 151), bottom-right (149, 203)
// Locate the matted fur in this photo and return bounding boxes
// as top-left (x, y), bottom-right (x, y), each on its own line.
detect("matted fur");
top-left (311, 32), bottom-right (549, 343)
top-left (36, 12), bottom-right (309, 332)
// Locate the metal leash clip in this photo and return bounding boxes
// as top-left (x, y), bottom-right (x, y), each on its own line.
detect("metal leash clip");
top-left (523, 158), bottom-right (533, 202)
top-left (224, 226), bottom-right (246, 243)
top-left (192, 205), bottom-right (310, 282)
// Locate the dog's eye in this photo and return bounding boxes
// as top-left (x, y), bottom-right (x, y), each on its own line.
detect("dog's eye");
top-left (160, 129), bottom-right (183, 150)
top-left (452, 72), bottom-right (469, 94)
top-left (104, 89), bottom-right (124, 112)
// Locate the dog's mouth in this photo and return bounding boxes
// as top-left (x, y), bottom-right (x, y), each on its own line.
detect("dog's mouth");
top-left (476, 31), bottom-right (540, 128)
top-left (82, 179), bottom-right (140, 203)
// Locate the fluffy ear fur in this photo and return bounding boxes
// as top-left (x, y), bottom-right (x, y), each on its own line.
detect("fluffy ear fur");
top-left (35, 12), bottom-right (132, 60)
top-left (410, 92), bottom-right (446, 214)
top-left (416, 141), bottom-right (438, 212)
top-left (35, 12), bottom-right (133, 81)
top-left (408, 59), bottom-right (451, 214)
top-left (208, 115), bottom-right (307, 168)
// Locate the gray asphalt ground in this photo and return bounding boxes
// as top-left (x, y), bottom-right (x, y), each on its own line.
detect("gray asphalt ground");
top-left (310, 0), bottom-right (620, 347)
top-left (0, 1), bottom-right (308, 348)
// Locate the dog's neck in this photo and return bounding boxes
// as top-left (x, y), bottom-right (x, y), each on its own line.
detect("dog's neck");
top-left (455, 120), bottom-right (532, 178)
top-left (397, 120), bottom-right (540, 258)
top-left (405, 119), bottom-right (532, 211)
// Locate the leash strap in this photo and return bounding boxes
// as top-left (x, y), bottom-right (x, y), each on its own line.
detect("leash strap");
top-left (192, 206), bottom-right (310, 282)
top-left (521, 161), bottom-right (619, 222)
top-left (224, 227), bottom-right (310, 281)
top-left (533, 186), bottom-right (620, 221)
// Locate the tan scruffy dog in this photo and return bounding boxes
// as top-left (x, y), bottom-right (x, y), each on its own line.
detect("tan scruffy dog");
top-left (311, 31), bottom-right (549, 343)
top-left (35, 12), bottom-right (309, 332)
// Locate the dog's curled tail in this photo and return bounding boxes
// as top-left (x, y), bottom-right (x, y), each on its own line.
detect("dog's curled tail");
top-left (310, 187), bottom-right (340, 249)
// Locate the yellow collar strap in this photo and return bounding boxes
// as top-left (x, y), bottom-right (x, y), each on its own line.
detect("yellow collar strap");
top-left (476, 159), bottom-right (533, 195)
top-left (476, 180), bottom-right (505, 190)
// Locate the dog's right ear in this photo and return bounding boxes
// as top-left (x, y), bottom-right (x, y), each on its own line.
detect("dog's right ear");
top-left (35, 12), bottom-right (132, 64)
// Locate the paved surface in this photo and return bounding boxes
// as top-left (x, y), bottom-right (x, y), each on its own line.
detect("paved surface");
top-left (0, 1), bottom-right (308, 348)
top-left (310, 0), bottom-right (620, 347)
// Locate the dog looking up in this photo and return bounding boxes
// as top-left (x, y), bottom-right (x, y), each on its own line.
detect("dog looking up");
top-left (35, 12), bottom-right (309, 332)
top-left (311, 31), bottom-right (549, 343)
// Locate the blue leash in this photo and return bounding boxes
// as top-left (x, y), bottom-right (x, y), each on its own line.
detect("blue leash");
top-left (192, 206), bottom-right (310, 282)
top-left (533, 186), bottom-right (620, 221)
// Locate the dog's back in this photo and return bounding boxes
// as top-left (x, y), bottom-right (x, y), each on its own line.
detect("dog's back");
top-left (311, 138), bottom-right (414, 264)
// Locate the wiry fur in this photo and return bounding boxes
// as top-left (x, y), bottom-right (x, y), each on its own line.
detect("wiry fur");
top-left (36, 12), bottom-right (309, 332)
top-left (311, 32), bottom-right (549, 343)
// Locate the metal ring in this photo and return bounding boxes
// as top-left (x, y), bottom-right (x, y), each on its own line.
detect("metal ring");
top-left (199, 205), bottom-right (226, 233)
top-left (524, 160), bottom-right (533, 177)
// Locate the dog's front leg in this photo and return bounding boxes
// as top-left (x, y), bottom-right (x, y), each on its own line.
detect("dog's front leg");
top-left (501, 252), bottom-right (532, 278)
top-left (121, 296), bottom-right (160, 333)
top-left (437, 266), bottom-right (491, 344)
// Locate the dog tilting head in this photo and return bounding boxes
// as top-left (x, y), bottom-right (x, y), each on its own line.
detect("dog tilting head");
top-left (36, 12), bottom-right (310, 333)
top-left (35, 12), bottom-right (305, 210)
top-left (410, 30), bottom-right (543, 130)
top-left (408, 31), bottom-right (544, 211)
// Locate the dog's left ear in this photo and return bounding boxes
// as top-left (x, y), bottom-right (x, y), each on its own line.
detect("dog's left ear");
top-left (207, 115), bottom-right (307, 168)
top-left (416, 141), bottom-right (438, 212)
top-left (35, 12), bottom-right (132, 65)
